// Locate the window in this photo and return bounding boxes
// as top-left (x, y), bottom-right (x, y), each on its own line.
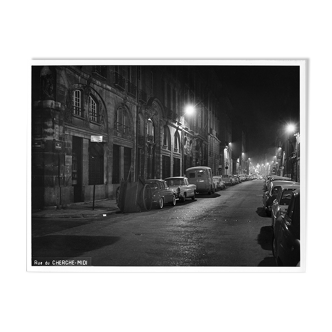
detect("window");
top-left (163, 125), bottom-right (171, 149)
top-left (147, 118), bottom-right (154, 142)
top-left (73, 90), bottom-right (82, 117)
top-left (116, 108), bottom-right (130, 134)
top-left (174, 131), bottom-right (180, 152)
top-left (287, 195), bottom-right (295, 218)
top-left (280, 189), bottom-right (297, 205)
top-left (138, 114), bottom-right (144, 136)
top-left (93, 66), bottom-right (107, 77)
top-left (89, 95), bottom-right (99, 123)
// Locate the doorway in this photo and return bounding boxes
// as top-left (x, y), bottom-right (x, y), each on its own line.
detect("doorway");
top-left (72, 136), bottom-right (83, 202)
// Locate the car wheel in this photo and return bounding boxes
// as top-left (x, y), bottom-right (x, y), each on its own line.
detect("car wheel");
top-left (158, 197), bottom-right (164, 209)
top-left (171, 195), bottom-right (176, 206)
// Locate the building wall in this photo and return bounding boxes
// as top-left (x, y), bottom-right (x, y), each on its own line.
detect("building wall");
top-left (32, 65), bottom-right (238, 209)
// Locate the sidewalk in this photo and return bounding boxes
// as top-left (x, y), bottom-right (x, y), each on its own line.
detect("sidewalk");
top-left (32, 199), bottom-right (120, 219)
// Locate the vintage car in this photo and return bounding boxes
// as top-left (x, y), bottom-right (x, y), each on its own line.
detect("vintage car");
top-left (213, 176), bottom-right (226, 191)
top-left (271, 184), bottom-right (300, 229)
top-left (231, 175), bottom-right (239, 184)
top-left (145, 179), bottom-right (177, 209)
top-left (185, 166), bottom-right (214, 194)
top-left (165, 176), bottom-right (196, 202)
top-left (239, 174), bottom-right (246, 182)
top-left (263, 175), bottom-right (292, 191)
top-left (223, 175), bottom-right (234, 186)
top-left (263, 180), bottom-right (299, 216)
top-left (272, 190), bottom-right (300, 266)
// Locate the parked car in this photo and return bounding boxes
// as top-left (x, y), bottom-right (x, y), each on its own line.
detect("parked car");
top-left (232, 175), bottom-right (240, 184)
top-left (213, 176), bottom-right (226, 191)
top-left (222, 175), bottom-right (233, 186)
top-left (165, 176), bottom-right (196, 202)
top-left (272, 190), bottom-right (300, 266)
top-left (239, 174), bottom-right (246, 182)
top-left (263, 175), bottom-right (292, 191)
top-left (145, 179), bottom-right (177, 209)
top-left (185, 166), bottom-right (214, 194)
top-left (263, 180), bottom-right (299, 216)
top-left (271, 184), bottom-right (300, 229)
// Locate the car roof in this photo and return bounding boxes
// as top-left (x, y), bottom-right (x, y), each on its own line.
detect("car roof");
top-left (271, 176), bottom-right (292, 181)
top-left (280, 184), bottom-right (300, 190)
top-left (146, 179), bottom-right (165, 183)
top-left (272, 180), bottom-right (299, 186)
top-left (186, 166), bottom-right (211, 171)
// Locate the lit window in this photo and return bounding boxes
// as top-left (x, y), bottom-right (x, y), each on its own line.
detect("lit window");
top-left (147, 119), bottom-right (154, 142)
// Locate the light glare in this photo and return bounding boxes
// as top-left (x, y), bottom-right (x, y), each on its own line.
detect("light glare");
top-left (185, 105), bottom-right (195, 116)
top-left (286, 123), bottom-right (296, 133)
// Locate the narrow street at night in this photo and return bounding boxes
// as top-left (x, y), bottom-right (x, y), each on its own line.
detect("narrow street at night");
top-left (30, 63), bottom-right (302, 269)
top-left (32, 179), bottom-right (275, 267)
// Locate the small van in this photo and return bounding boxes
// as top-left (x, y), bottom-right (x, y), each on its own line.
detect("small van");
top-left (185, 166), bottom-right (215, 194)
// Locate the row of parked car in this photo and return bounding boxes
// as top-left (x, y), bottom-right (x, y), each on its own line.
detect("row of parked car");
top-left (214, 173), bottom-right (257, 189)
top-left (144, 168), bottom-right (258, 210)
top-left (262, 175), bottom-right (300, 266)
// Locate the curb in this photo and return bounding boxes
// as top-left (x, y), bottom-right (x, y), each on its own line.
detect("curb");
top-left (32, 209), bottom-right (120, 219)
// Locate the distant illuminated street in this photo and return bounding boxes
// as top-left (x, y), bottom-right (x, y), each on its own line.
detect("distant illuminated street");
top-left (32, 180), bottom-right (276, 266)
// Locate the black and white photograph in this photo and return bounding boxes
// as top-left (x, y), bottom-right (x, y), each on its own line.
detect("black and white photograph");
top-left (29, 61), bottom-right (305, 270)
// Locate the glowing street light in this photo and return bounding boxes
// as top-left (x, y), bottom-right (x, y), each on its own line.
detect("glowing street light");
top-left (184, 104), bottom-right (195, 116)
top-left (286, 123), bottom-right (296, 134)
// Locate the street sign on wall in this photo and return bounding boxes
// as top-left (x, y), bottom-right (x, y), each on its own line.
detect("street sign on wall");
top-left (91, 135), bottom-right (105, 142)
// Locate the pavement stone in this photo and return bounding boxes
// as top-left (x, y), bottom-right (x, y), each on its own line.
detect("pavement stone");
top-left (32, 199), bottom-right (119, 218)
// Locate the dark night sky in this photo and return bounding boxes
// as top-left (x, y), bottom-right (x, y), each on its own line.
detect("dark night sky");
top-left (215, 66), bottom-right (300, 164)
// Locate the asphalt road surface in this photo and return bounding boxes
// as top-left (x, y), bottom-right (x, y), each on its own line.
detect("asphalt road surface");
top-left (32, 179), bottom-right (276, 267)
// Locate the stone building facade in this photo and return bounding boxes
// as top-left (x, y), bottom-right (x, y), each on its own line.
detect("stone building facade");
top-left (32, 65), bottom-right (234, 209)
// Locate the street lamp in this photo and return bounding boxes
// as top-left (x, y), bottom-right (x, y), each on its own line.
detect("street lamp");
top-left (285, 123), bottom-right (296, 179)
top-left (286, 123), bottom-right (296, 134)
top-left (184, 104), bottom-right (195, 116)
top-left (181, 103), bottom-right (199, 169)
